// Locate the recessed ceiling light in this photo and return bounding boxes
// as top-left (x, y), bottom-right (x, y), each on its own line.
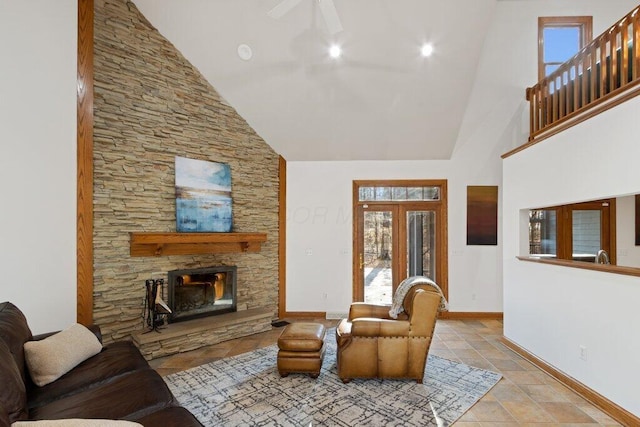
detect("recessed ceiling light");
top-left (329, 45), bottom-right (341, 59)
top-left (237, 44), bottom-right (253, 61)
top-left (421, 43), bottom-right (434, 57)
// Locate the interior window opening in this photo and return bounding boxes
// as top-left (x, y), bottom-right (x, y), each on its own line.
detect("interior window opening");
top-left (527, 199), bottom-right (614, 264)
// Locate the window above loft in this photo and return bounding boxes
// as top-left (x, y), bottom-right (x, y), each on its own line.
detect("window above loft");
top-left (538, 16), bottom-right (593, 81)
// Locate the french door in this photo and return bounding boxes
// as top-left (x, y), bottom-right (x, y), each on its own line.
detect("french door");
top-left (353, 180), bottom-right (448, 304)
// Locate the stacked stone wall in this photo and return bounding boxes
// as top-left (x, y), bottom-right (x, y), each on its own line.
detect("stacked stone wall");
top-left (93, 0), bottom-right (279, 343)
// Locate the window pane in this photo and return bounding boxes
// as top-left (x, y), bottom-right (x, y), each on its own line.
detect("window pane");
top-left (529, 210), bottom-right (557, 257)
top-left (375, 187), bottom-right (391, 201)
top-left (364, 211), bottom-right (393, 304)
top-left (407, 187), bottom-right (423, 200)
top-left (544, 27), bottom-right (580, 63)
top-left (392, 187), bottom-right (407, 200)
top-left (423, 187), bottom-right (440, 200)
top-left (572, 210), bottom-right (601, 262)
top-left (359, 187), bottom-right (375, 201)
top-left (406, 211), bottom-right (436, 280)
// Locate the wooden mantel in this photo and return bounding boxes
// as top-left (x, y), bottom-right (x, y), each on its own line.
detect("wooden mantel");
top-left (130, 232), bottom-right (267, 257)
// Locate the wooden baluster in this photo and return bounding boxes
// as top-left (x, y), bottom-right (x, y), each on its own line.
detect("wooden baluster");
top-left (599, 35), bottom-right (609, 97)
top-left (536, 86), bottom-right (543, 132)
top-left (558, 74), bottom-right (565, 120)
top-left (542, 82), bottom-right (549, 131)
top-left (550, 78), bottom-right (556, 123)
top-left (525, 87), bottom-right (536, 141)
top-left (620, 19), bottom-right (629, 86)
top-left (610, 27), bottom-right (619, 91)
top-left (589, 44), bottom-right (597, 102)
top-left (543, 80), bottom-right (550, 129)
top-left (526, 87), bottom-right (535, 138)
top-left (631, 8), bottom-right (640, 80)
top-left (581, 53), bottom-right (588, 108)
top-left (563, 70), bottom-right (568, 117)
top-left (572, 62), bottom-right (579, 112)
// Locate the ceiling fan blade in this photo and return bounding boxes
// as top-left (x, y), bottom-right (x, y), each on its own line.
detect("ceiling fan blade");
top-left (317, 0), bottom-right (343, 35)
top-left (267, 0), bottom-right (304, 19)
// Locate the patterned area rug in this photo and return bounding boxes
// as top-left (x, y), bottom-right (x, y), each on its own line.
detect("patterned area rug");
top-left (165, 329), bottom-right (501, 426)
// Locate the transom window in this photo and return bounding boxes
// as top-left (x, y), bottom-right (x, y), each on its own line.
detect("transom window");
top-left (358, 186), bottom-right (440, 202)
top-left (538, 16), bottom-right (593, 81)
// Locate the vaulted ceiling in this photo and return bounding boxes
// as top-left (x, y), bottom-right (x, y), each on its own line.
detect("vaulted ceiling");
top-left (133, 0), bottom-right (497, 161)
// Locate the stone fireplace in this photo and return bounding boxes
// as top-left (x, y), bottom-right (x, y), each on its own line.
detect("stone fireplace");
top-left (92, 0), bottom-right (279, 356)
top-left (167, 266), bottom-right (237, 322)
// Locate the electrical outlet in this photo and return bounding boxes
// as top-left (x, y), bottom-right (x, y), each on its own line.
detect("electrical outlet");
top-left (579, 345), bottom-right (587, 361)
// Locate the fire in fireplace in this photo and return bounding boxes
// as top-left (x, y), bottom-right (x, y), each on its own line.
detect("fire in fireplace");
top-left (167, 266), bottom-right (237, 323)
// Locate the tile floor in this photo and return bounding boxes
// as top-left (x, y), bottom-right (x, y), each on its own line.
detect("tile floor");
top-left (150, 318), bottom-right (622, 426)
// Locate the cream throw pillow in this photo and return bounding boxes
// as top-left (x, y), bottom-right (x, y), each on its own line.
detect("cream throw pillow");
top-left (12, 420), bottom-right (142, 427)
top-left (24, 323), bottom-right (103, 387)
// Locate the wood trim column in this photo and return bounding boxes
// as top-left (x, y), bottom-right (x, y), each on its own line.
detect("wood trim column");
top-left (278, 155), bottom-right (286, 318)
top-left (77, 0), bottom-right (94, 325)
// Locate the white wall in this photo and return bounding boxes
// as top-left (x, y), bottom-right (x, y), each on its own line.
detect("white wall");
top-left (0, 0), bottom-right (78, 334)
top-left (616, 195), bottom-right (640, 268)
top-left (497, 0), bottom-right (640, 416)
top-left (286, 0), bottom-right (636, 315)
top-left (286, 155), bottom-right (505, 316)
top-left (503, 74), bottom-right (640, 417)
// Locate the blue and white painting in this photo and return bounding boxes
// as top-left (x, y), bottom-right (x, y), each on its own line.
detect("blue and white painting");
top-left (175, 156), bottom-right (232, 232)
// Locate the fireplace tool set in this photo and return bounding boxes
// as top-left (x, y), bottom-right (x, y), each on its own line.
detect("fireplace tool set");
top-left (143, 278), bottom-right (172, 333)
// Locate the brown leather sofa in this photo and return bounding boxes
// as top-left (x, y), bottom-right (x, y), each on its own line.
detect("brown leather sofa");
top-left (335, 285), bottom-right (441, 383)
top-left (0, 302), bottom-right (202, 427)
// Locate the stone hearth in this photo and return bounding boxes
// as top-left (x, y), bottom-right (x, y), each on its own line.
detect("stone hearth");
top-left (132, 308), bottom-right (272, 360)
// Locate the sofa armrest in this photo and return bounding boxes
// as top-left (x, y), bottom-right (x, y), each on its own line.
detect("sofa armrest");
top-left (348, 303), bottom-right (392, 321)
top-left (31, 324), bottom-right (103, 345)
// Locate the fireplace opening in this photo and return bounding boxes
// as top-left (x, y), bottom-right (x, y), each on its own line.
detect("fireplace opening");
top-left (167, 266), bottom-right (237, 323)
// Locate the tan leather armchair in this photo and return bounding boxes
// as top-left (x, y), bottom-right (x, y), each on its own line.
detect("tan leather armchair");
top-left (335, 284), bottom-right (441, 383)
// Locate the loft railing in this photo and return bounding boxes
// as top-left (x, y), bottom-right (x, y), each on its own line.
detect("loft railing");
top-left (526, 5), bottom-right (640, 142)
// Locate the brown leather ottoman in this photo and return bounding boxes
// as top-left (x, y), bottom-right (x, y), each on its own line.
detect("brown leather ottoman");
top-left (277, 323), bottom-right (326, 378)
